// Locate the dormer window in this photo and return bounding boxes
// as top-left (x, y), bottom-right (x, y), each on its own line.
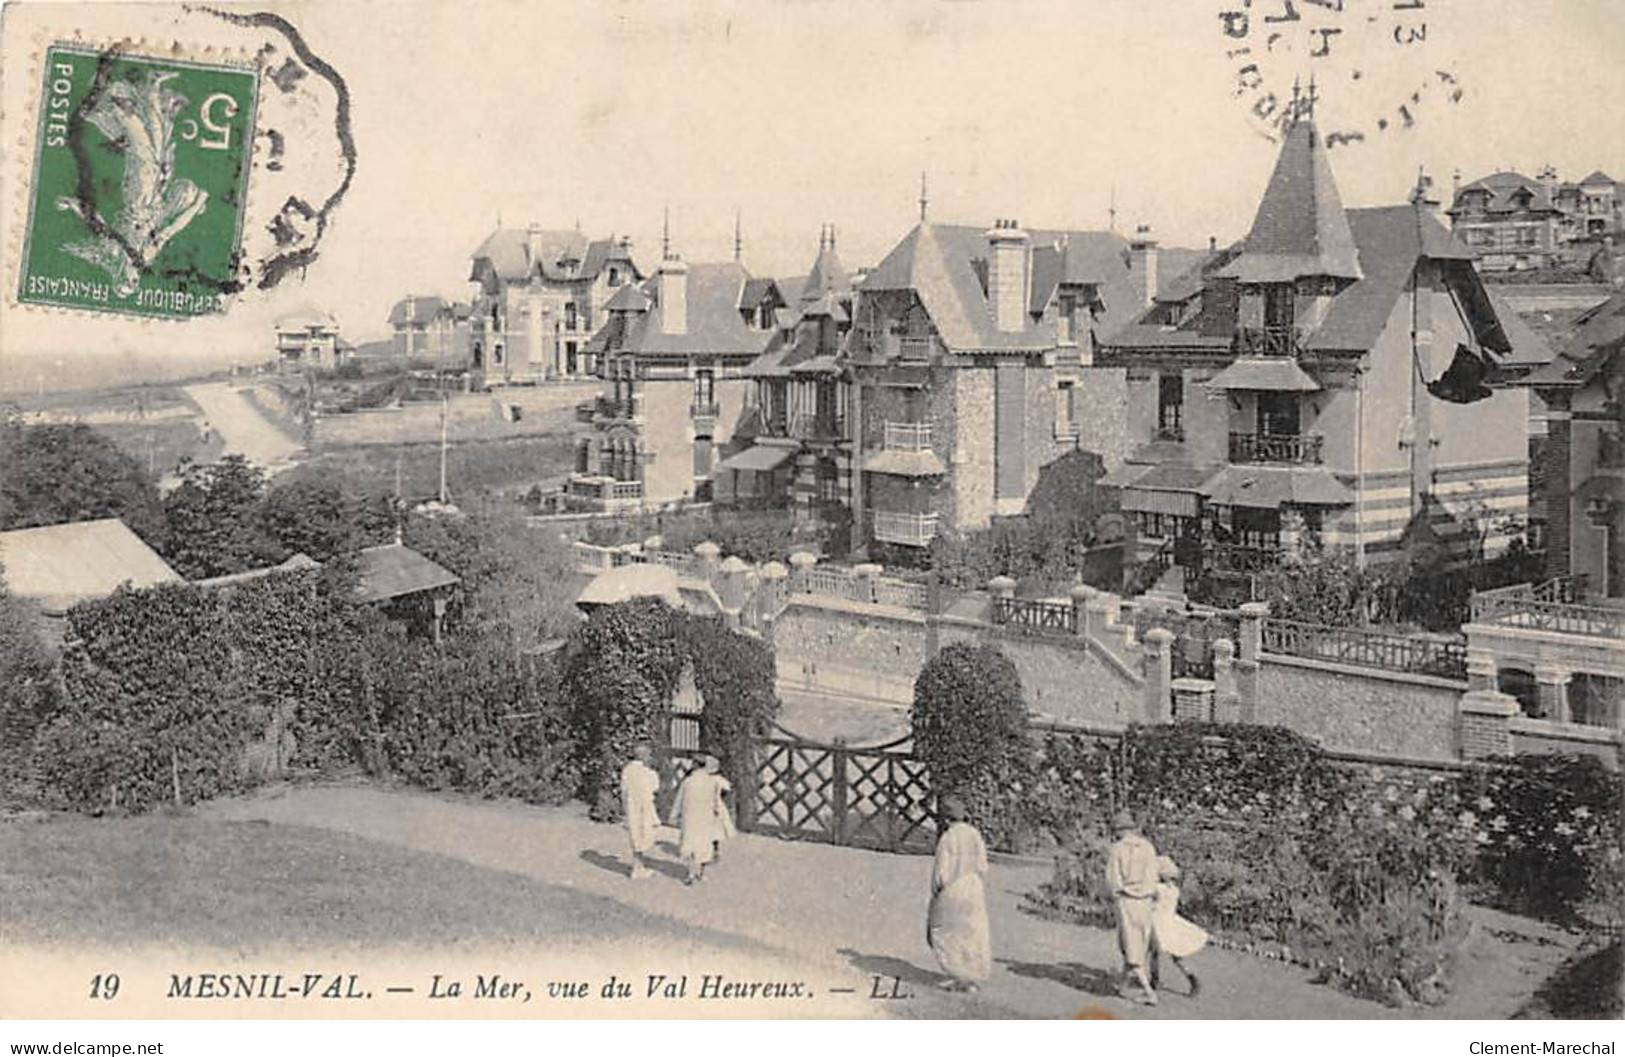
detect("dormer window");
top-left (757, 304), bottom-right (773, 330)
top-left (608, 267), bottom-right (622, 287)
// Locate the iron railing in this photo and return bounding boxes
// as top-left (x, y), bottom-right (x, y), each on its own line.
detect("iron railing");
top-left (689, 400), bottom-right (720, 419)
top-left (1233, 325), bottom-right (1301, 357)
top-left (1470, 576), bottom-right (1623, 639)
top-left (1228, 431), bottom-right (1325, 465)
top-left (1261, 617), bottom-right (1468, 680)
top-left (991, 596), bottom-right (1077, 636)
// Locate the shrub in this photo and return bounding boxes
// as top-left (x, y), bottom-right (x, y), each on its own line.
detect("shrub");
top-left (50, 582), bottom-right (243, 812)
top-left (560, 598), bottom-right (688, 816)
top-left (683, 615), bottom-right (781, 816)
top-left (911, 642), bottom-right (1031, 845)
top-left (1455, 753), bottom-right (1624, 925)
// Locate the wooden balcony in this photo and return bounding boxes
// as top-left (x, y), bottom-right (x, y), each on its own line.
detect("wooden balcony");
top-left (1233, 325), bottom-right (1301, 357)
top-left (883, 421), bottom-right (932, 452)
top-left (872, 511), bottom-right (939, 547)
top-left (791, 411), bottom-right (844, 441)
top-left (1206, 541), bottom-right (1284, 573)
top-left (1228, 431), bottom-right (1324, 465)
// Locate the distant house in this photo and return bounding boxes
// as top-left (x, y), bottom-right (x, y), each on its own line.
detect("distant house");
top-left (388, 295), bottom-right (473, 365)
top-left (0, 518), bottom-right (180, 638)
top-left (1448, 167), bottom-right (1624, 272)
top-left (468, 226), bottom-right (644, 384)
top-left (570, 248), bottom-right (780, 511)
top-left (274, 307), bottom-right (345, 372)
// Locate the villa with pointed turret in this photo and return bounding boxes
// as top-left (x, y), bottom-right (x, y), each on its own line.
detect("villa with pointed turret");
top-left (1093, 111), bottom-right (1553, 596)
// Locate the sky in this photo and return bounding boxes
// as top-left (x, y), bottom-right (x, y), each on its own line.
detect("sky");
top-left (2, 0), bottom-right (1623, 389)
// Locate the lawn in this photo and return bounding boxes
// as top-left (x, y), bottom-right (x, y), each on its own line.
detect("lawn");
top-left (295, 434), bottom-right (576, 502)
top-left (93, 419), bottom-right (225, 480)
top-left (0, 810), bottom-right (758, 953)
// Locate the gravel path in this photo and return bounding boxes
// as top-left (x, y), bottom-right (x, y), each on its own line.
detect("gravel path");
top-left (200, 783), bottom-right (1577, 1020)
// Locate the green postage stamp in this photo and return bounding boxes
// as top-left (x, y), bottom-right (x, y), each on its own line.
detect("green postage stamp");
top-left (17, 44), bottom-right (259, 319)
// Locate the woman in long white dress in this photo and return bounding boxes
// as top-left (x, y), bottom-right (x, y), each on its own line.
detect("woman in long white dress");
top-left (1150, 856), bottom-right (1208, 997)
top-left (672, 754), bottom-right (735, 885)
top-left (927, 797), bottom-right (992, 992)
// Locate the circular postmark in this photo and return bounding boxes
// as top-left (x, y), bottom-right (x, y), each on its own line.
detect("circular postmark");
top-left (1217, 0), bottom-right (1464, 149)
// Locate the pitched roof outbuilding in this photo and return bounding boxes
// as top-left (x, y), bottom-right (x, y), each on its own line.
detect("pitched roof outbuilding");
top-left (0, 518), bottom-right (180, 615)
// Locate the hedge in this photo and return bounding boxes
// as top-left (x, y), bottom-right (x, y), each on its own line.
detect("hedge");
top-left (1022, 723), bottom-right (1624, 1006)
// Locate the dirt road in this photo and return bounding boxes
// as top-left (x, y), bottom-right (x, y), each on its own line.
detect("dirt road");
top-left (182, 382), bottom-right (302, 471)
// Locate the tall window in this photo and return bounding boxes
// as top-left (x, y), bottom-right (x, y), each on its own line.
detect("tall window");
top-left (1263, 283), bottom-right (1295, 332)
top-left (1059, 295), bottom-right (1077, 344)
top-left (608, 267), bottom-right (622, 287)
top-left (1258, 391), bottom-right (1300, 437)
top-left (565, 342), bottom-right (578, 374)
top-left (565, 303), bottom-right (578, 331)
top-left (694, 368), bottom-right (715, 409)
top-left (1158, 374), bottom-right (1183, 439)
top-left (1056, 380), bottom-right (1076, 435)
top-left (693, 436), bottom-right (713, 478)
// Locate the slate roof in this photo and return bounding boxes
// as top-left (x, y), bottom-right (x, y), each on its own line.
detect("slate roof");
top-left (1450, 171), bottom-right (1561, 215)
top-left (388, 295), bottom-right (449, 327)
top-left (469, 228), bottom-right (638, 284)
top-left (1522, 289), bottom-right (1625, 388)
top-left (275, 305), bottom-right (338, 332)
top-left (802, 243), bottom-right (853, 303)
top-left (355, 543), bottom-right (460, 603)
top-left (601, 261), bottom-right (775, 359)
top-left (1217, 120), bottom-right (1362, 282)
top-left (1103, 205), bottom-right (1512, 358)
top-left (1579, 170), bottom-right (1617, 187)
top-left (0, 518), bottom-right (180, 614)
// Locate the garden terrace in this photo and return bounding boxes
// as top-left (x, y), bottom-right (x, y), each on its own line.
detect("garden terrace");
top-left (1470, 577), bottom-right (1625, 640)
top-left (1262, 616), bottom-right (1469, 681)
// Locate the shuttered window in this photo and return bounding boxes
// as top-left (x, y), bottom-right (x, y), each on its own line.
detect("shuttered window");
top-left (693, 436), bottom-right (713, 478)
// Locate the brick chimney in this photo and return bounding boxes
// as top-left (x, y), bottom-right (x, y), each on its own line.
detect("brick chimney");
top-left (657, 253), bottom-right (688, 335)
top-left (985, 219), bottom-right (1030, 333)
top-left (1128, 224), bottom-right (1158, 309)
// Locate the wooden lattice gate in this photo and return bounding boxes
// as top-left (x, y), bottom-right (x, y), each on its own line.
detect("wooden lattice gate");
top-left (749, 731), bottom-right (938, 854)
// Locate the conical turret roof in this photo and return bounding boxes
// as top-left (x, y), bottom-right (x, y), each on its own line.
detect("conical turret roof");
top-left (1219, 120), bottom-right (1363, 282)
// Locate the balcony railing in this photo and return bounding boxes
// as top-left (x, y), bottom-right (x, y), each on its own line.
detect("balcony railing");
top-left (791, 411), bottom-right (844, 440)
top-left (872, 511), bottom-right (939, 547)
top-left (1228, 431), bottom-right (1324, 465)
top-left (568, 475), bottom-right (643, 502)
top-left (1262, 617), bottom-right (1468, 681)
top-left (690, 400), bottom-right (720, 420)
top-left (898, 335), bottom-right (936, 361)
top-left (1206, 542), bottom-right (1284, 573)
top-left (990, 596), bottom-right (1077, 637)
top-left (1470, 577), bottom-right (1624, 640)
top-left (1156, 423), bottom-right (1185, 442)
top-left (1233, 325), bottom-right (1301, 357)
top-left (883, 421), bottom-right (932, 452)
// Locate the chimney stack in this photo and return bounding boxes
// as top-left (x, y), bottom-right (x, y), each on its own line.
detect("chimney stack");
top-left (1128, 224), bottom-right (1159, 309)
top-left (985, 218), bottom-right (1031, 333)
top-left (526, 223), bottom-right (543, 269)
top-left (657, 253), bottom-right (688, 335)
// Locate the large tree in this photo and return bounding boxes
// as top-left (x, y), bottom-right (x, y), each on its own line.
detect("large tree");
top-left (0, 417), bottom-right (166, 545)
top-left (260, 472), bottom-right (395, 562)
top-left (161, 455), bottom-right (285, 579)
top-left (912, 641), bottom-right (1031, 841)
